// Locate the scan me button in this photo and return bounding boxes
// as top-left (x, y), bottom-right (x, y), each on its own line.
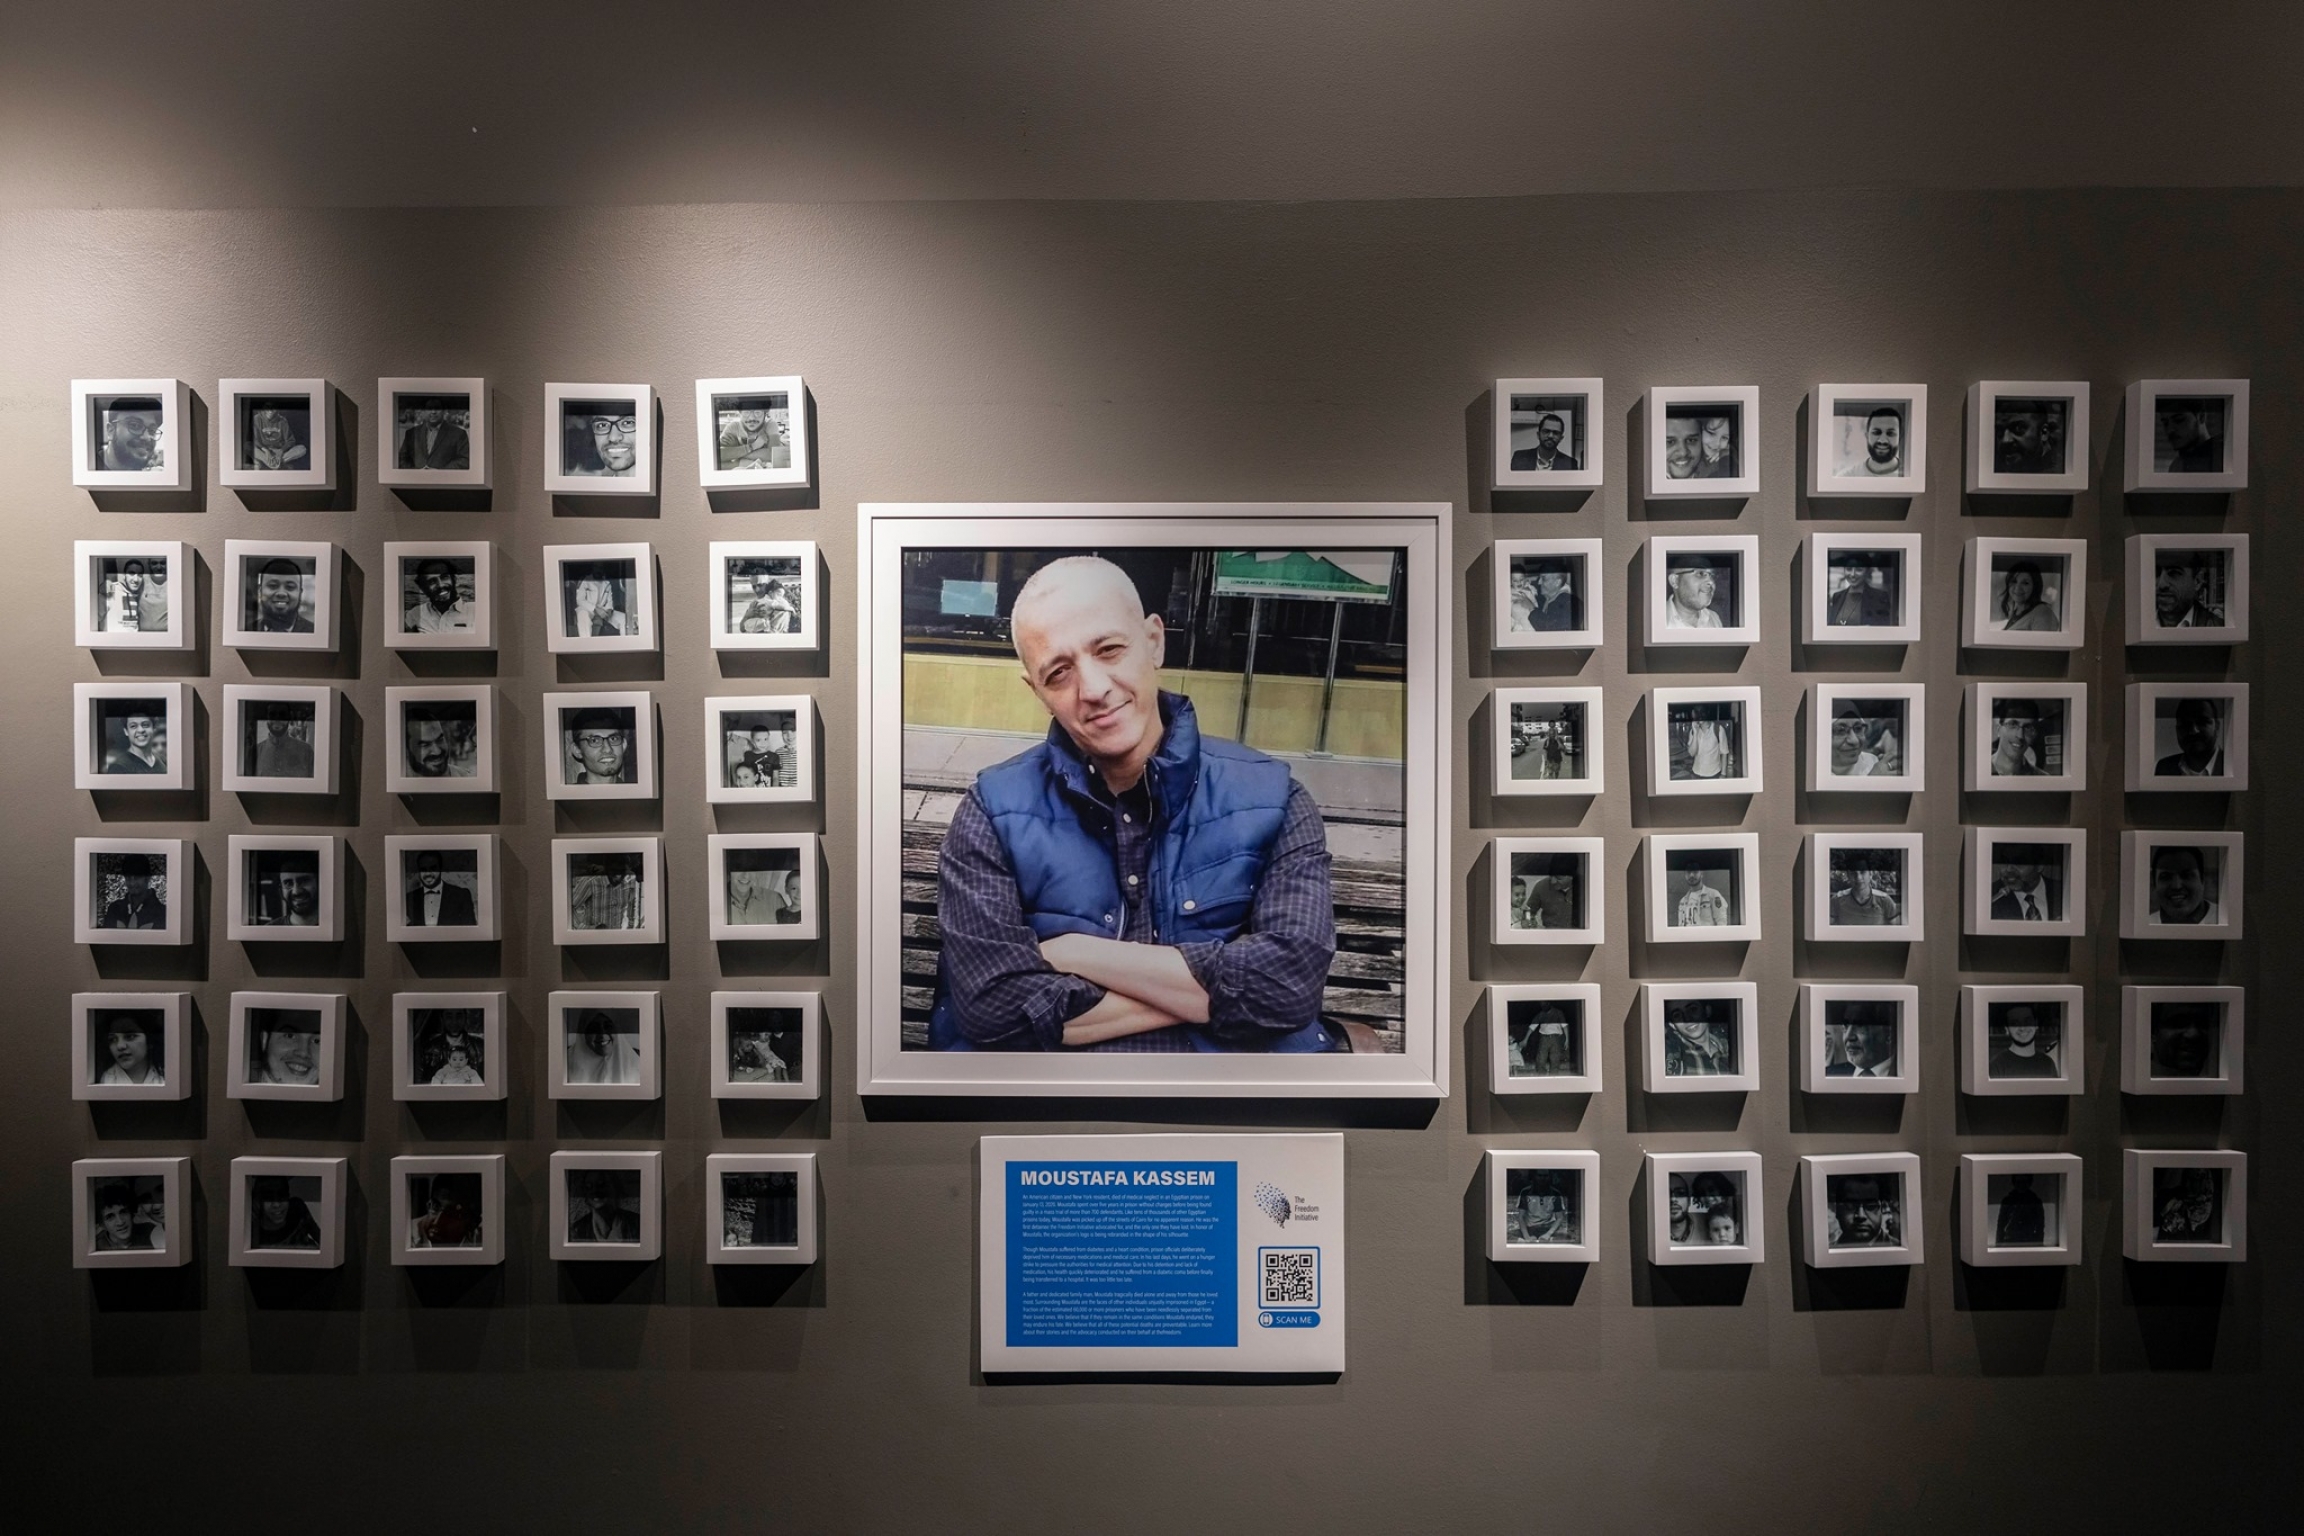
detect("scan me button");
top-left (1257, 1311), bottom-right (1321, 1329)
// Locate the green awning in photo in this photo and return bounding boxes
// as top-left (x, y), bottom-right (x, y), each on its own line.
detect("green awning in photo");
top-left (1211, 550), bottom-right (1393, 603)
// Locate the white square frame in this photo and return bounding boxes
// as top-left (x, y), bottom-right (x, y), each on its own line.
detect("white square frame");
top-left (1964, 827), bottom-right (2086, 938)
top-left (547, 990), bottom-right (663, 1101)
top-left (2125, 683), bottom-right (2247, 792)
top-left (390, 1155), bottom-right (507, 1267)
top-left (385, 685), bottom-right (499, 795)
top-left (377, 376), bottom-right (490, 489)
top-left (542, 690), bottom-right (658, 802)
top-left (1960, 984), bottom-right (2085, 1096)
top-left (1648, 685), bottom-right (1763, 797)
top-left (2126, 378), bottom-right (2248, 492)
top-left (1646, 535), bottom-right (1760, 646)
top-left (708, 540), bottom-right (822, 651)
top-left (1806, 532), bottom-right (1922, 644)
top-left (74, 682), bottom-right (194, 792)
top-left (72, 993), bottom-right (192, 1102)
top-left (74, 540), bottom-right (192, 650)
top-left (73, 1157), bottom-right (192, 1268)
top-left (1962, 537), bottom-right (2087, 650)
top-left (1645, 1151), bottom-right (1765, 1266)
top-left (229, 1156), bottom-right (347, 1269)
top-left (1645, 833), bottom-right (1762, 945)
top-left (2122, 985), bottom-right (2244, 1096)
top-left (1487, 983), bottom-right (1604, 1095)
top-left (2123, 1149), bottom-right (2246, 1263)
top-left (382, 541), bottom-right (497, 650)
top-left (543, 543), bottom-right (659, 655)
top-left (1492, 687), bottom-right (1604, 798)
top-left (220, 685), bottom-right (339, 795)
top-left (1811, 384), bottom-right (1927, 497)
top-left (1807, 832), bottom-right (1924, 943)
top-left (1959, 1154), bottom-right (2084, 1268)
top-left (711, 991), bottom-right (824, 1100)
top-left (552, 837), bottom-right (665, 946)
top-left (1799, 983), bottom-right (1919, 1095)
top-left (1490, 836), bottom-right (1606, 946)
top-left (71, 378), bottom-right (192, 492)
top-left (1968, 380), bottom-right (2090, 494)
top-left (391, 991), bottom-right (508, 1102)
top-left (1800, 1152), bottom-right (1924, 1269)
top-left (706, 1152), bottom-right (821, 1265)
top-left (695, 375), bottom-right (811, 490)
top-left (2119, 829), bottom-right (2243, 941)
top-left (708, 832), bottom-right (824, 941)
top-left (383, 834), bottom-right (502, 944)
top-left (2126, 533), bottom-right (2249, 645)
top-left (1965, 682), bottom-right (2088, 793)
top-left (1646, 385), bottom-right (1761, 498)
top-left (550, 1150), bottom-right (665, 1262)
top-left (1491, 538), bottom-right (1604, 651)
top-left (1492, 378), bottom-right (1604, 490)
top-left (74, 837), bottom-right (191, 947)
top-left (226, 834), bottom-right (344, 943)
top-left (222, 538), bottom-right (341, 652)
top-left (217, 377), bottom-right (333, 491)
top-left (226, 991), bottom-right (347, 1102)
top-left (1810, 682), bottom-right (1924, 794)
top-left (1641, 980), bottom-right (1761, 1092)
top-left (543, 381), bottom-right (657, 496)
top-left (704, 695), bottom-right (818, 804)
top-left (1485, 1149), bottom-right (1602, 1264)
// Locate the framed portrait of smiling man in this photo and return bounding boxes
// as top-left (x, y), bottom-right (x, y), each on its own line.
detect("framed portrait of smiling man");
top-left (73, 682), bottom-right (193, 793)
top-left (2125, 534), bottom-right (2248, 645)
top-left (223, 539), bottom-right (340, 652)
top-left (71, 378), bottom-right (192, 493)
top-left (74, 540), bottom-right (191, 650)
top-left (386, 686), bottom-right (497, 795)
top-left (226, 834), bottom-right (343, 944)
top-left (2119, 830), bottom-right (2243, 941)
top-left (1809, 683), bottom-right (1923, 794)
top-left (697, 375), bottom-right (811, 490)
top-left (383, 541), bottom-right (495, 651)
top-left (1812, 384), bottom-right (1927, 497)
top-left (1961, 984), bottom-right (2084, 1097)
top-left (543, 690), bottom-right (657, 801)
top-left (1646, 536), bottom-right (1759, 647)
top-left (1646, 385), bottom-right (1760, 499)
top-left (1806, 532), bottom-right (1922, 645)
top-left (855, 502), bottom-right (1449, 1097)
top-left (226, 992), bottom-right (345, 1102)
top-left (73, 1157), bottom-right (192, 1269)
top-left (543, 382), bottom-right (656, 496)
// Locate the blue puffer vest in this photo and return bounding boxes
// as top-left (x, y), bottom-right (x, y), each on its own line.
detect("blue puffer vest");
top-left (930, 693), bottom-right (1332, 1053)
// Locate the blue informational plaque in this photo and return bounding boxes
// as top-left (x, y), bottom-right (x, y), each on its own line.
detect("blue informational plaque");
top-left (979, 1133), bottom-right (1347, 1374)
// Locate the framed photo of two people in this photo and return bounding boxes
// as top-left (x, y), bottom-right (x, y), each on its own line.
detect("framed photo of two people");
top-left (855, 502), bottom-right (1450, 1097)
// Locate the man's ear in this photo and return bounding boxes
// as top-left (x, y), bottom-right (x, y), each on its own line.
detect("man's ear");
top-left (1145, 612), bottom-right (1167, 668)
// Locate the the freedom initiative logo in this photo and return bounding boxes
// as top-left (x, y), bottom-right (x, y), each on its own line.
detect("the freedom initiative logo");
top-left (1252, 1182), bottom-right (1293, 1227)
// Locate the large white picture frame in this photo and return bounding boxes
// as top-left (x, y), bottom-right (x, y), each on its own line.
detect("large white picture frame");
top-left (71, 378), bottom-right (192, 493)
top-left (1492, 378), bottom-right (1604, 490)
top-left (696, 375), bottom-right (810, 490)
top-left (1486, 1149), bottom-right (1601, 1264)
top-left (2125, 378), bottom-right (2248, 493)
top-left (1968, 380), bottom-right (2090, 494)
top-left (74, 539), bottom-right (192, 650)
top-left (217, 377), bottom-right (333, 493)
top-left (1811, 384), bottom-right (1926, 497)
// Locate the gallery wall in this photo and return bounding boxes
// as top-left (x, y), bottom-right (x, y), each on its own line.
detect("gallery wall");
top-left (1, 189), bottom-right (2291, 1532)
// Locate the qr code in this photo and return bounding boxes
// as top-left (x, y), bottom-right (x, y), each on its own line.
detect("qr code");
top-left (1260, 1247), bottom-right (1319, 1307)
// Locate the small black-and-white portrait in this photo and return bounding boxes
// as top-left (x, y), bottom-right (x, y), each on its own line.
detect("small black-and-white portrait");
top-left (92, 696), bottom-right (169, 778)
top-left (2153, 395), bottom-right (2227, 476)
top-left (1988, 552), bottom-right (2066, 634)
top-left (1826, 1171), bottom-right (1903, 1249)
top-left (1506, 552), bottom-right (1583, 634)
top-left (1986, 999), bottom-right (2064, 1080)
top-left (241, 698), bottom-right (317, 781)
top-left (1988, 842), bottom-right (2066, 923)
top-left (245, 1007), bottom-right (322, 1087)
top-left (1667, 1169), bottom-right (1743, 1247)
top-left (1507, 850), bottom-right (1584, 933)
top-left (1826, 696), bottom-right (1905, 779)
top-left (713, 390), bottom-right (793, 473)
top-left (244, 848), bottom-right (322, 928)
top-left (2153, 1166), bottom-right (2224, 1244)
top-left (243, 555), bottom-right (317, 635)
top-left (1826, 847), bottom-right (1905, 929)
top-left (567, 853), bottom-right (646, 933)
top-left (561, 396), bottom-right (641, 478)
top-left (2147, 843), bottom-right (2225, 927)
top-left (2153, 696), bottom-right (2228, 779)
top-left (393, 392), bottom-right (472, 471)
top-left (402, 847), bottom-right (481, 932)
top-left (1504, 1168), bottom-right (1581, 1245)
top-left (1661, 552), bottom-right (1737, 630)
top-left (407, 1170), bottom-right (484, 1250)
top-left (727, 1006), bottom-right (803, 1084)
top-left (725, 845), bottom-right (805, 928)
top-left (1662, 998), bottom-right (1738, 1076)
top-left (91, 1007), bottom-right (167, 1087)
top-left (564, 1006), bottom-right (641, 1085)
top-left (2153, 548), bottom-right (2229, 630)
top-left (1986, 1171), bottom-right (2058, 1248)
top-left (1824, 1000), bottom-right (1899, 1079)
top-left (724, 556), bottom-right (804, 637)
top-left (1507, 393), bottom-right (1586, 475)
top-left (236, 393), bottom-right (311, 474)
top-left (90, 1174), bottom-right (169, 1253)
top-left (560, 558), bottom-right (637, 638)
top-left (247, 1173), bottom-right (323, 1250)
top-left (1986, 696), bottom-right (2066, 779)
top-left (94, 554), bottom-right (170, 634)
top-left (402, 700), bottom-right (480, 781)
top-left (1665, 848), bottom-right (1739, 930)
top-left (2149, 1000), bottom-right (2222, 1080)
top-left (1992, 395), bottom-right (2070, 476)
top-left (722, 1170), bottom-right (800, 1248)
top-left (1662, 402), bottom-right (1740, 482)
top-left (91, 850), bottom-right (169, 932)
top-left (1508, 698), bottom-right (1587, 783)
top-left (1666, 698), bottom-right (1743, 784)
top-left (560, 704), bottom-right (637, 787)
top-left (92, 393), bottom-right (165, 473)
top-left (1505, 996), bottom-right (1582, 1078)
top-left (720, 708), bottom-right (800, 791)
top-left (400, 554), bottom-right (477, 635)
top-left (411, 1007), bottom-right (486, 1086)
top-left (567, 1167), bottom-right (643, 1243)
top-left (1824, 548), bottom-right (1901, 628)
top-left (1833, 400), bottom-right (1906, 479)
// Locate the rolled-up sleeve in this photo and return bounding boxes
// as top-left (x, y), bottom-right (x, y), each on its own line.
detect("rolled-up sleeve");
top-left (937, 792), bottom-right (1105, 1049)
top-left (1180, 782), bottom-right (1336, 1040)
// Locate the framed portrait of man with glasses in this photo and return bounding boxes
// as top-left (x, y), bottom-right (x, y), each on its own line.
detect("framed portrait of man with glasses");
top-left (543, 691), bottom-right (658, 801)
top-left (544, 382), bottom-right (657, 496)
top-left (72, 378), bottom-right (192, 493)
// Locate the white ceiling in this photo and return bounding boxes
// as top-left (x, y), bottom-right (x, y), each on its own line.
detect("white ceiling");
top-left (6, 0), bottom-right (2300, 207)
